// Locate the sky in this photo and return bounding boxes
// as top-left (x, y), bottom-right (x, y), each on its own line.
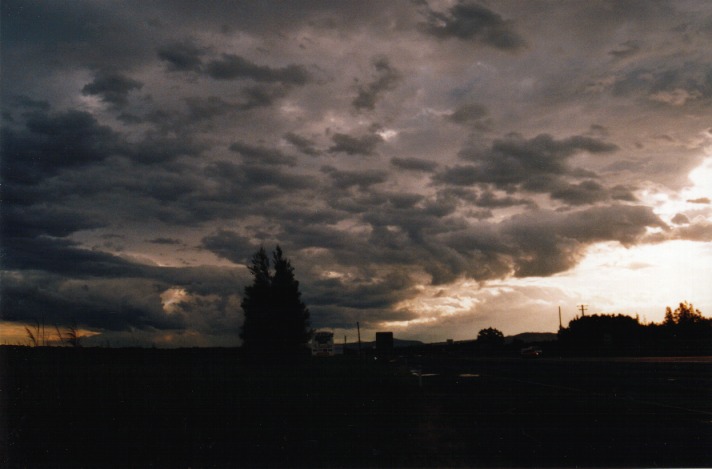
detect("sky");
top-left (2, 0), bottom-right (711, 347)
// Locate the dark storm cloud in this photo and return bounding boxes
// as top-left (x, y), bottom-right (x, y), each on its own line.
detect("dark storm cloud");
top-left (327, 132), bottom-right (383, 156)
top-left (204, 160), bottom-right (312, 193)
top-left (1, 0), bottom-right (157, 70)
top-left (515, 205), bottom-right (666, 247)
top-left (358, 192), bottom-right (469, 240)
top-left (204, 54), bottom-right (310, 85)
top-left (199, 228), bottom-right (419, 326)
top-left (611, 63), bottom-right (712, 105)
top-left (469, 190), bottom-right (536, 209)
top-left (284, 132), bottom-right (321, 156)
top-left (352, 56), bottom-right (402, 111)
top-left (447, 102), bottom-right (488, 125)
top-left (307, 271), bottom-right (418, 311)
top-left (240, 164), bottom-right (313, 191)
top-left (184, 90), bottom-right (283, 121)
top-left (609, 185), bottom-right (638, 202)
top-left (3, 0), bottom-right (710, 344)
top-left (445, 204), bottom-right (667, 278)
top-left (60, 159), bottom-right (207, 217)
top-left (184, 96), bottom-right (235, 121)
top-left (147, 237), bottom-right (184, 245)
top-left (309, 304), bottom-right (417, 330)
top-left (237, 84), bottom-right (290, 109)
top-left (361, 209), bottom-right (458, 250)
top-left (1, 110), bottom-right (119, 183)
top-left (82, 71), bottom-right (143, 107)
top-left (2, 228), bottom-right (246, 333)
top-left (8, 95), bottom-right (50, 111)
top-left (688, 197), bottom-right (711, 204)
top-left (201, 230), bottom-right (256, 265)
top-left (480, 133), bottom-right (619, 170)
top-left (255, 200), bottom-right (346, 228)
top-left (386, 192), bottom-right (425, 209)
top-left (157, 41), bottom-right (205, 72)
top-left (550, 180), bottom-right (616, 205)
top-left (1, 205), bottom-right (104, 239)
top-left (127, 132), bottom-right (205, 164)
top-left (2, 103), bottom-right (205, 214)
top-left (2, 236), bottom-right (145, 279)
top-left (278, 223), bottom-right (357, 252)
top-left (1, 262), bottom-right (245, 334)
top-left (1, 272), bottom-right (154, 331)
top-left (432, 164), bottom-right (482, 186)
top-left (229, 141), bottom-right (298, 166)
top-left (321, 165), bottom-right (388, 190)
top-left (390, 157), bottom-right (439, 172)
top-left (420, 0), bottom-right (526, 51)
top-left (510, 207), bottom-right (661, 276)
top-left (435, 133), bottom-right (620, 201)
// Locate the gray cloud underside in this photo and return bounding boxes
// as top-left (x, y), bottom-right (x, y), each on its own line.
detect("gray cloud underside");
top-left (420, 0), bottom-right (527, 50)
top-left (2, 0), bottom-right (711, 343)
top-left (352, 57), bottom-right (402, 111)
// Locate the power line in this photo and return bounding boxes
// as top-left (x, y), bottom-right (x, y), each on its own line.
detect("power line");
top-left (577, 304), bottom-right (588, 317)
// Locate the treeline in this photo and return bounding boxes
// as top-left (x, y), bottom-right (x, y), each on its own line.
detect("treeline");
top-left (400, 301), bottom-right (711, 357)
top-left (558, 302), bottom-right (712, 356)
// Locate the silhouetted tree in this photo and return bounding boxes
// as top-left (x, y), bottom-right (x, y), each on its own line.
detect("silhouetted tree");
top-left (271, 246), bottom-right (313, 351)
top-left (557, 305), bottom-right (712, 356)
top-left (663, 301), bottom-right (705, 326)
top-left (240, 247), bottom-right (271, 353)
top-left (658, 302), bottom-right (712, 354)
top-left (240, 246), bottom-right (312, 356)
top-left (558, 314), bottom-right (642, 355)
top-left (477, 327), bottom-right (504, 349)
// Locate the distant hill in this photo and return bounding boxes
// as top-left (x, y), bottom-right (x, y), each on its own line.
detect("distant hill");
top-left (341, 338), bottom-right (424, 351)
top-left (340, 334), bottom-right (556, 351)
top-left (505, 332), bottom-right (558, 344)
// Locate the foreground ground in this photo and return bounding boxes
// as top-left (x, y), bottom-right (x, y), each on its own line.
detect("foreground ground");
top-left (2, 347), bottom-right (711, 467)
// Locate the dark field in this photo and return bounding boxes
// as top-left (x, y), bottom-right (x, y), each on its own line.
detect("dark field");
top-left (2, 347), bottom-right (711, 468)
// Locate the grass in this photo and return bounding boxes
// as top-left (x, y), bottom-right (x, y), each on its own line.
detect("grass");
top-left (3, 348), bottom-right (422, 468)
top-left (3, 347), bottom-right (711, 468)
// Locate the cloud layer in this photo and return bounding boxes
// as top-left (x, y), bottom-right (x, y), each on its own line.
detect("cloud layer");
top-left (2, 0), bottom-right (711, 345)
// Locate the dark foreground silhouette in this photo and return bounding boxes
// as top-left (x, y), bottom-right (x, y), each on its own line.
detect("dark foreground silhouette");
top-left (3, 347), bottom-right (711, 467)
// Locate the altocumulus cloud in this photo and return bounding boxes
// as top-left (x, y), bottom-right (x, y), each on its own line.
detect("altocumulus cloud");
top-left (2, 0), bottom-right (711, 346)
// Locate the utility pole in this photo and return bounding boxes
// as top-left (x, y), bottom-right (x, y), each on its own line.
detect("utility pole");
top-left (356, 321), bottom-right (362, 356)
top-left (577, 304), bottom-right (588, 317)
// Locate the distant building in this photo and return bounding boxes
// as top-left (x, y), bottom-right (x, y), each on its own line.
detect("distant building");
top-left (375, 332), bottom-right (394, 356)
top-left (311, 331), bottom-right (334, 356)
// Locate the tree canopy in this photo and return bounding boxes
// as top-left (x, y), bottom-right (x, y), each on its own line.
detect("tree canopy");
top-left (240, 246), bottom-right (312, 356)
top-left (477, 327), bottom-right (504, 346)
top-left (558, 303), bottom-right (712, 355)
top-left (663, 301), bottom-right (706, 326)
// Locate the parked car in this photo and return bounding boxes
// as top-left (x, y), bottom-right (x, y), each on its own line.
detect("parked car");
top-left (520, 346), bottom-right (543, 358)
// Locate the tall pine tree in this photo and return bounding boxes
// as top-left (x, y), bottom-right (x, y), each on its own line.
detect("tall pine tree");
top-left (240, 246), bottom-right (312, 356)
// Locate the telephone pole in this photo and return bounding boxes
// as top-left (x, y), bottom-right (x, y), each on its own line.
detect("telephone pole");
top-left (356, 321), bottom-right (362, 356)
top-left (577, 304), bottom-right (588, 317)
